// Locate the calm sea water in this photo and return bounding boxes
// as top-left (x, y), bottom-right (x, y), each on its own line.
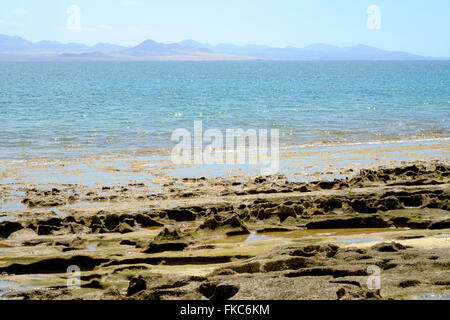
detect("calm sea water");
top-left (0, 61), bottom-right (449, 160)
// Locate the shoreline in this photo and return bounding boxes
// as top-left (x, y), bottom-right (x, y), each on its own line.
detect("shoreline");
top-left (1, 138), bottom-right (448, 185)
top-left (0, 146), bottom-right (449, 300)
top-left (1, 135), bottom-right (449, 161)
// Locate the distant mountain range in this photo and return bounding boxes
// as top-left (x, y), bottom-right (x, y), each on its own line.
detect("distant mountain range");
top-left (0, 33), bottom-right (446, 61)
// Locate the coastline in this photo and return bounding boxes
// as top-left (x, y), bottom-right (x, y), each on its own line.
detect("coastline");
top-left (0, 140), bottom-right (449, 300)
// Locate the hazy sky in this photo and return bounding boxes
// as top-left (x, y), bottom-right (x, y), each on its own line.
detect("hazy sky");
top-left (1, 0), bottom-right (449, 56)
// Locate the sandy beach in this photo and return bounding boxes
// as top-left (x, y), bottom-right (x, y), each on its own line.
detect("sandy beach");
top-left (0, 140), bottom-right (449, 300)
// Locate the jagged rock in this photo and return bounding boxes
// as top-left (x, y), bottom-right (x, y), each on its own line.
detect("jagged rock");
top-left (429, 219), bottom-right (450, 230)
top-left (144, 241), bottom-right (188, 254)
top-left (198, 282), bottom-right (217, 299)
top-left (135, 213), bottom-right (163, 227)
top-left (0, 221), bottom-right (23, 238)
top-left (318, 181), bottom-right (336, 190)
top-left (372, 242), bottom-right (406, 252)
top-left (199, 283), bottom-right (239, 300)
top-left (142, 227), bottom-right (192, 253)
top-left (262, 257), bottom-right (309, 272)
top-left (163, 209), bottom-right (196, 222)
top-left (113, 223), bottom-right (133, 234)
top-left (336, 288), bottom-right (346, 300)
top-left (82, 280), bottom-right (103, 289)
top-left (349, 199), bottom-right (378, 213)
top-left (290, 244), bottom-right (338, 258)
top-left (398, 195), bottom-right (422, 207)
top-left (104, 214), bottom-right (120, 231)
top-left (377, 196), bottom-right (401, 210)
top-left (155, 227), bottom-right (182, 241)
top-left (38, 218), bottom-right (62, 228)
top-left (306, 216), bottom-right (390, 229)
top-left (228, 262), bottom-right (261, 274)
top-left (277, 206), bottom-right (297, 222)
top-left (317, 199), bottom-right (342, 212)
top-left (37, 225), bottom-right (57, 236)
top-left (199, 215), bottom-right (249, 236)
top-left (211, 284), bottom-right (239, 300)
top-left (398, 280), bottom-right (421, 288)
top-left (127, 276), bottom-right (147, 296)
top-left (120, 240), bottom-right (137, 246)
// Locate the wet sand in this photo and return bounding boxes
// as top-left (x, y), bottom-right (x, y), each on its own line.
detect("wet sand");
top-left (0, 141), bottom-right (449, 300)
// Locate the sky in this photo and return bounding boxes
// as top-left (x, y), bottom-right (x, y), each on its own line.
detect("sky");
top-left (0, 0), bottom-right (449, 56)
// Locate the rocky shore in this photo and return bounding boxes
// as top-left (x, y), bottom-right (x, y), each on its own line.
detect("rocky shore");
top-left (0, 161), bottom-right (449, 300)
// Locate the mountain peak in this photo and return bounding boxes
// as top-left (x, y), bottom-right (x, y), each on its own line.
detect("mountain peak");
top-left (0, 33), bottom-right (441, 61)
top-left (136, 39), bottom-right (159, 47)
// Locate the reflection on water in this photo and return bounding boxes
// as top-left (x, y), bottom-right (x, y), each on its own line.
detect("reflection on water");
top-left (210, 228), bottom-right (398, 244)
top-left (9, 191), bottom-right (26, 197)
top-left (262, 228), bottom-right (394, 239)
top-left (87, 246), bottom-right (97, 252)
top-left (0, 280), bottom-right (19, 298)
top-left (414, 293), bottom-right (450, 300)
top-left (51, 209), bottom-right (67, 218)
top-left (17, 164), bottom-right (156, 189)
top-left (0, 216), bottom-right (14, 222)
top-left (2, 159), bottom-right (162, 190)
top-left (0, 279), bottom-right (36, 299)
top-left (0, 138), bottom-right (447, 187)
top-left (0, 177), bottom-right (16, 184)
top-left (0, 201), bottom-right (27, 212)
top-left (337, 237), bottom-right (381, 243)
top-left (245, 233), bottom-right (271, 243)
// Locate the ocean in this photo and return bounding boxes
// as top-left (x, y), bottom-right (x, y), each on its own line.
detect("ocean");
top-left (0, 61), bottom-right (449, 160)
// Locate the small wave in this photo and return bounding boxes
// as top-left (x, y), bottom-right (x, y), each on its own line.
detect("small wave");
top-left (278, 136), bottom-right (450, 151)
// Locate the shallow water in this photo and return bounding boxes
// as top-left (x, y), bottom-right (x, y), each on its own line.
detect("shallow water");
top-left (87, 246), bottom-right (97, 252)
top-left (337, 237), bottom-right (381, 244)
top-left (216, 228), bottom-right (398, 244)
top-left (0, 201), bottom-right (27, 212)
top-left (0, 216), bottom-right (14, 222)
top-left (0, 279), bottom-right (35, 299)
top-left (51, 208), bottom-right (67, 218)
top-left (0, 138), bottom-right (447, 184)
top-left (0, 280), bottom-right (20, 298)
top-left (0, 177), bottom-right (17, 184)
top-left (11, 164), bottom-right (157, 189)
top-left (414, 293), bottom-right (450, 300)
top-left (245, 233), bottom-right (271, 242)
top-left (9, 191), bottom-right (26, 197)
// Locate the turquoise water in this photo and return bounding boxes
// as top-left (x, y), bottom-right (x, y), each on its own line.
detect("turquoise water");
top-left (0, 61), bottom-right (449, 160)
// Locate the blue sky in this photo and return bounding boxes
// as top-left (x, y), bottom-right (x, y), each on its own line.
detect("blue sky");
top-left (0, 0), bottom-right (449, 56)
